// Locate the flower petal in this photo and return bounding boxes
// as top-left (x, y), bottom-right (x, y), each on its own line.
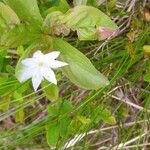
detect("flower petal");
top-left (45, 51), bottom-right (60, 60)
top-left (49, 60), bottom-right (68, 69)
top-left (33, 50), bottom-right (44, 61)
top-left (41, 67), bottom-right (57, 85)
top-left (32, 70), bottom-right (43, 91)
top-left (18, 67), bottom-right (35, 82)
top-left (22, 58), bottom-right (36, 67)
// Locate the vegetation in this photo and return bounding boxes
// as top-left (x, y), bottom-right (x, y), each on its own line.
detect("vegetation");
top-left (0, 0), bottom-right (150, 149)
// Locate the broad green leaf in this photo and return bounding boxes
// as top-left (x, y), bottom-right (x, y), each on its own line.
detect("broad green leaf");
top-left (42, 80), bottom-right (59, 101)
top-left (4, 0), bottom-right (43, 23)
top-left (0, 24), bottom-right (41, 48)
top-left (43, 6), bottom-right (118, 40)
top-left (59, 101), bottom-right (73, 113)
top-left (77, 27), bottom-right (97, 40)
top-left (0, 16), bottom-right (6, 29)
top-left (0, 2), bottom-right (20, 25)
top-left (59, 117), bottom-right (71, 137)
top-left (43, 11), bottom-right (64, 28)
top-left (44, 0), bottom-right (69, 15)
top-left (47, 105), bottom-right (59, 116)
top-left (62, 6), bottom-right (118, 40)
top-left (53, 38), bottom-right (109, 90)
top-left (64, 6), bottom-right (118, 29)
top-left (46, 122), bottom-right (60, 147)
top-left (43, 11), bottom-right (67, 35)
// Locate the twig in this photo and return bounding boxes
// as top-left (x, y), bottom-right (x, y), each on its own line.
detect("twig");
top-left (111, 95), bottom-right (150, 113)
top-left (112, 131), bottom-right (150, 149)
top-left (121, 143), bottom-right (150, 149)
top-left (127, 0), bottom-right (137, 12)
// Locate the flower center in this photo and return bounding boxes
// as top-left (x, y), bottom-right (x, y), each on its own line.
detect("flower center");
top-left (38, 62), bottom-right (44, 67)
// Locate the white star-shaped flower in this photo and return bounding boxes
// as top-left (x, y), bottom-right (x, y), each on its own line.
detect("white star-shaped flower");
top-left (18, 50), bottom-right (68, 91)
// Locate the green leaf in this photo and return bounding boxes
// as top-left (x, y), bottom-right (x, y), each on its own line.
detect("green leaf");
top-left (64, 6), bottom-right (118, 28)
top-left (0, 24), bottom-right (41, 48)
top-left (43, 11), bottom-right (66, 35)
top-left (44, 0), bottom-right (69, 15)
top-left (53, 38), bottom-right (109, 90)
top-left (76, 115), bottom-right (91, 124)
top-left (63, 6), bottom-right (118, 40)
top-left (0, 2), bottom-right (20, 25)
top-left (59, 117), bottom-right (71, 137)
top-left (105, 116), bottom-right (116, 125)
top-left (46, 122), bottom-right (60, 147)
top-left (47, 105), bottom-right (59, 116)
top-left (0, 16), bottom-right (6, 33)
top-left (59, 101), bottom-right (73, 113)
top-left (4, 0), bottom-right (43, 23)
top-left (92, 105), bottom-right (116, 125)
top-left (42, 80), bottom-right (59, 101)
top-left (77, 27), bottom-right (97, 40)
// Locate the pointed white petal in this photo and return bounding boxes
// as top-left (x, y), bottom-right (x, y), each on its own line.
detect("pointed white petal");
top-left (41, 67), bottom-right (57, 85)
top-left (18, 67), bottom-right (35, 82)
top-left (45, 51), bottom-right (60, 60)
top-left (33, 50), bottom-right (44, 61)
top-left (32, 71), bottom-right (43, 91)
top-left (49, 60), bottom-right (68, 69)
top-left (22, 58), bottom-right (36, 67)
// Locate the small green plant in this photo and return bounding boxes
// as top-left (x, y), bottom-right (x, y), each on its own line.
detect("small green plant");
top-left (0, 0), bottom-right (118, 148)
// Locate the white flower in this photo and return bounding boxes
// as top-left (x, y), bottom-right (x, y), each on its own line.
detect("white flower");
top-left (18, 50), bottom-right (68, 91)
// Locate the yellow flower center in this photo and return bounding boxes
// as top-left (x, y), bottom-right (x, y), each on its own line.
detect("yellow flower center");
top-left (38, 62), bottom-right (44, 67)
